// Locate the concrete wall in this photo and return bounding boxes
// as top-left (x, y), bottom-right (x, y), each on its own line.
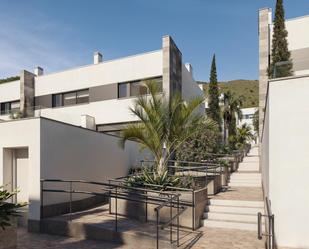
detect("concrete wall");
top-left (0, 119), bottom-right (41, 220)
top-left (40, 117), bottom-right (150, 206)
top-left (261, 75), bottom-right (309, 248)
top-left (38, 97), bottom-right (139, 126)
top-left (35, 50), bottom-right (162, 96)
top-left (181, 64), bottom-right (205, 114)
top-left (0, 80), bottom-right (20, 102)
top-left (0, 117), bottom-right (151, 221)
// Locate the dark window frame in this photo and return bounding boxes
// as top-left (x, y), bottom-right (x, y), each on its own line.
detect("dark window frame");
top-left (52, 89), bottom-right (89, 108)
top-left (0, 100), bottom-right (20, 115)
top-left (117, 76), bottom-right (162, 99)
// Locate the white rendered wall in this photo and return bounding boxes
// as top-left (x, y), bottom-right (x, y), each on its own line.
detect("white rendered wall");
top-left (181, 64), bottom-right (205, 114)
top-left (0, 119), bottom-right (41, 220)
top-left (39, 97), bottom-right (139, 126)
top-left (269, 15), bottom-right (309, 76)
top-left (261, 75), bottom-right (309, 248)
top-left (285, 16), bottom-right (309, 51)
top-left (0, 80), bottom-right (20, 102)
top-left (35, 50), bottom-right (162, 96)
top-left (238, 107), bottom-right (258, 131)
top-left (40, 118), bottom-right (151, 206)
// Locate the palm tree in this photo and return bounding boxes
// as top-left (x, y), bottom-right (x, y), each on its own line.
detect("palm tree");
top-left (120, 80), bottom-right (204, 175)
top-left (231, 123), bottom-right (255, 149)
top-left (222, 91), bottom-right (243, 144)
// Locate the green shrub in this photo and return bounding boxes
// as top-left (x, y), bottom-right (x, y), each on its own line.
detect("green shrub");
top-left (0, 186), bottom-right (27, 230)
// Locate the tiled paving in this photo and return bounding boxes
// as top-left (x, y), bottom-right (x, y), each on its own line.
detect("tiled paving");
top-left (17, 226), bottom-right (265, 249)
top-left (212, 186), bottom-right (263, 201)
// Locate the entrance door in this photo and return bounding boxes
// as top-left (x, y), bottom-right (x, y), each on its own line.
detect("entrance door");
top-left (14, 148), bottom-right (29, 203)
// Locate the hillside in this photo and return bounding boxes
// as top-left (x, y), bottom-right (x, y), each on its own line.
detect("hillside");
top-left (198, 79), bottom-right (258, 108)
top-left (0, 76), bottom-right (20, 84)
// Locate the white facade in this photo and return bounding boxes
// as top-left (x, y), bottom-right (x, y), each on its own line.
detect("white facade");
top-left (268, 13), bottom-right (309, 76)
top-left (0, 35), bottom-right (204, 228)
top-left (237, 107), bottom-right (257, 132)
top-left (0, 37), bottom-right (203, 129)
top-left (261, 74), bottom-right (309, 248)
top-left (0, 117), bottom-right (150, 222)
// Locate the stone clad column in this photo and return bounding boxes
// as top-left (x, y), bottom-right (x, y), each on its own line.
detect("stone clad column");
top-left (20, 70), bottom-right (35, 117)
top-left (162, 35), bottom-right (182, 100)
top-left (258, 8), bottom-right (272, 137)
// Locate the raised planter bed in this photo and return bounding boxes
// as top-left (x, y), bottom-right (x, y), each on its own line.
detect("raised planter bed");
top-left (110, 187), bottom-right (207, 230)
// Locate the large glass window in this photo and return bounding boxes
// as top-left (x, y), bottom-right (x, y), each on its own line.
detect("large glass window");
top-left (52, 89), bottom-right (89, 107)
top-left (1, 102), bottom-right (11, 115)
top-left (52, 94), bottom-right (63, 107)
top-left (0, 101), bottom-right (20, 115)
top-left (77, 90), bottom-right (89, 104)
top-left (118, 83), bottom-right (128, 98)
top-left (130, 81), bottom-right (147, 96)
top-left (10, 101), bottom-right (20, 112)
top-left (63, 92), bottom-right (77, 106)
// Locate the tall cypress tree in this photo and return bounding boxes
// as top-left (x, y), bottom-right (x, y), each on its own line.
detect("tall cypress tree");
top-left (208, 54), bottom-right (221, 128)
top-left (269, 0), bottom-right (293, 78)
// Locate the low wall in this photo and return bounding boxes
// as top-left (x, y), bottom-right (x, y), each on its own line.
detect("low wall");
top-left (110, 188), bottom-right (207, 230)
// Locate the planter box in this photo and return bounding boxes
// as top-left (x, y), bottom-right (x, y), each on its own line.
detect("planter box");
top-left (110, 187), bottom-right (207, 230)
top-left (221, 167), bottom-right (229, 186)
top-left (0, 218), bottom-right (17, 249)
top-left (206, 173), bottom-right (222, 195)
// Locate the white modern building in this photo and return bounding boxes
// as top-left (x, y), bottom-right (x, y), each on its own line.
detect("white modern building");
top-left (259, 9), bottom-right (309, 249)
top-left (0, 35), bottom-right (204, 231)
top-left (237, 107), bottom-right (257, 132)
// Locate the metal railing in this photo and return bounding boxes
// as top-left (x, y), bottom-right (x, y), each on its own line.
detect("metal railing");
top-left (40, 179), bottom-right (187, 249)
top-left (258, 197), bottom-right (275, 249)
top-left (109, 177), bottom-right (198, 230)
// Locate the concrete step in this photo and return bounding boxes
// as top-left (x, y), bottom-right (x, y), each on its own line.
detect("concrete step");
top-left (229, 183), bottom-right (261, 187)
top-left (208, 205), bottom-right (264, 215)
top-left (202, 219), bottom-right (258, 231)
top-left (230, 179), bottom-right (261, 182)
top-left (204, 212), bottom-right (263, 224)
top-left (230, 173), bottom-right (261, 178)
top-left (230, 177), bottom-right (261, 181)
top-left (229, 181), bottom-right (261, 185)
top-left (209, 199), bottom-right (264, 208)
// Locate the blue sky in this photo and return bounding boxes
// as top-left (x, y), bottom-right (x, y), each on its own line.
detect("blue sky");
top-left (0, 0), bottom-right (308, 81)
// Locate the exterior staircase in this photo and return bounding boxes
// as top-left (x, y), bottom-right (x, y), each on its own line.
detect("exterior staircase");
top-left (202, 146), bottom-right (264, 231)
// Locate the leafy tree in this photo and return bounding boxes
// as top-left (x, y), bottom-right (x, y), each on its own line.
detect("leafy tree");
top-left (222, 91), bottom-right (243, 145)
top-left (120, 80), bottom-right (204, 175)
top-left (269, 0), bottom-right (293, 78)
top-left (176, 118), bottom-right (219, 162)
top-left (208, 54), bottom-right (221, 128)
top-left (0, 186), bottom-right (26, 230)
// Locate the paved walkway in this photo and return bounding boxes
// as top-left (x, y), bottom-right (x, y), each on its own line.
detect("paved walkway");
top-left (16, 146), bottom-right (267, 249)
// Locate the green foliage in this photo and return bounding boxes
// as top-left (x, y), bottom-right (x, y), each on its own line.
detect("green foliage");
top-left (253, 109), bottom-right (259, 135)
top-left (200, 80), bottom-right (258, 108)
top-left (229, 124), bottom-right (255, 150)
top-left (269, 0), bottom-right (293, 78)
top-left (120, 80), bottom-right (204, 175)
top-left (222, 91), bottom-right (243, 145)
top-left (176, 118), bottom-right (220, 162)
top-left (208, 54), bottom-right (221, 128)
top-left (0, 76), bottom-right (20, 84)
top-left (126, 168), bottom-right (179, 190)
top-left (0, 186), bottom-right (27, 230)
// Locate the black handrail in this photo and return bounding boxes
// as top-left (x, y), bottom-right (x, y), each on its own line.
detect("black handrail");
top-left (40, 178), bottom-right (191, 249)
top-left (258, 197), bottom-right (275, 249)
